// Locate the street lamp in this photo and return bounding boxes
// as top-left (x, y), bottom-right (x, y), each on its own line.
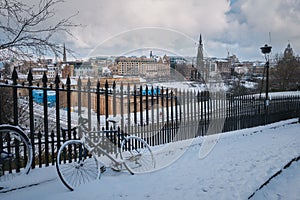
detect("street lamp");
top-left (260, 44), bottom-right (272, 107)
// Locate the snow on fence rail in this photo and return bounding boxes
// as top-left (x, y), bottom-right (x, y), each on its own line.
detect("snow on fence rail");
top-left (0, 69), bottom-right (300, 173)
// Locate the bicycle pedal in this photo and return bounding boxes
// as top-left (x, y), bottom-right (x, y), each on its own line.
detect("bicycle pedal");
top-left (100, 166), bottom-right (106, 173)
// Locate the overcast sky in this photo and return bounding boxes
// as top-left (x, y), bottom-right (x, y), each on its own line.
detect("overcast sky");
top-left (53, 0), bottom-right (300, 61)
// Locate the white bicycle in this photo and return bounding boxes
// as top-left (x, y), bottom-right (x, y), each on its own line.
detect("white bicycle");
top-left (56, 117), bottom-right (156, 191)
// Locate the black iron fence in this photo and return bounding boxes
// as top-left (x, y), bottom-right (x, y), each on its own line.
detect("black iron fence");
top-left (0, 69), bottom-right (300, 171)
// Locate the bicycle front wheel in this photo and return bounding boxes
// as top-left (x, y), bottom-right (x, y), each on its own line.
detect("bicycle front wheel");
top-left (56, 140), bottom-right (99, 191)
top-left (0, 125), bottom-right (33, 182)
top-left (120, 136), bottom-right (155, 174)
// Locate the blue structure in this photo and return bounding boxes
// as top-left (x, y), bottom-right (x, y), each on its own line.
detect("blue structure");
top-left (32, 90), bottom-right (56, 107)
top-left (141, 87), bottom-right (161, 96)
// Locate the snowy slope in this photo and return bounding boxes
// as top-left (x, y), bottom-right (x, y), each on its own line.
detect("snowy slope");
top-left (1, 119), bottom-right (300, 200)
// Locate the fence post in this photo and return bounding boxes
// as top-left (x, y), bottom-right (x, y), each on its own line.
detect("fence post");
top-left (12, 68), bottom-right (18, 125)
top-left (161, 87), bottom-right (164, 133)
top-left (66, 75), bottom-right (72, 139)
top-left (145, 85), bottom-right (149, 125)
top-left (51, 130), bottom-right (55, 165)
top-left (96, 80), bottom-right (100, 130)
top-left (105, 80), bottom-right (109, 129)
top-left (151, 86), bottom-right (155, 145)
top-left (42, 72), bottom-right (49, 167)
top-left (113, 81), bottom-right (116, 117)
top-left (297, 95), bottom-right (300, 123)
top-left (55, 74), bottom-right (61, 151)
top-left (27, 69), bottom-right (35, 169)
top-left (133, 84), bottom-right (137, 125)
top-left (170, 90), bottom-right (174, 139)
top-left (87, 77), bottom-right (91, 130)
top-left (120, 82), bottom-right (124, 129)
top-left (139, 85), bottom-right (143, 126)
top-left (77, 77), bottom-right (82, 137)
top-left (38, 131), bottom-right (42, 168)
top-left (127, 83), bottom-right (131, 134)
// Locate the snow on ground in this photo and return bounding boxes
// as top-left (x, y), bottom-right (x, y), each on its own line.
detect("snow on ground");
top-left (252, 160), bottom-right (300, 200)
top-left (1, 119), bottom-right (300, 200)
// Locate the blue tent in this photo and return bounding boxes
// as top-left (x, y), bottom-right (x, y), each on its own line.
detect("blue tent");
top-left (32, 90), bottom-right (56, 107)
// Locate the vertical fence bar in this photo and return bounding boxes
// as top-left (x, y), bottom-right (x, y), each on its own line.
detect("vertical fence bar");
top-left (127, 83), bottom-right (131, 134)
top-left (38, 131), bottom-right (42, 168)
top-left (113, 81), bottom-right (116, 117)
top-left (151, 86), bottom-right (155, 146)
top-left (145, 85), bottom-right (149, 125)
top-left (156, 86), bottom-right (159, 145)
top-left (55, 74), bottom-right (61, 154)
top-left (204, 91), bottom-right (208, 135)
top-left (175, 89), bottom-right (179, 138)
top-left (77, 77), bottom-right (83, 143)
top-left (182, 89), bottom-right (186, 139)
top-left (134, 84), bottom-right (137, 125)
top-left (28, 70), bottom-right (35, 169)
top-left (140, 85), bottom-right (143, 126)
top-left (51, 130), bottom-right (55, 165)
top-left (96, 80), bottom-right (100, 130)
top-left (87, 78), bottom-right (91, 130)
top-left (166, 88), bottom-right (169, 142)
top-left (170, 90), bottom-right (174, 140)
top-left (120, 82), bottom-right (124, 130)
top-left (66, 76), bottom-right (72, 139)
top-left (105, 80), bottom-right (109, 129)
top-left (161, 87), bottom-right (165, 143)
top-left (187, 89), bottom-right (190, 137)
top-left (42, 72), bottom-right (49, 167)
top-left (194, 90), bottom-right (197, 127)
top-left (12, 68), bottom-right (18, 125)
top-left (144, 85), bottom-right (149, 143)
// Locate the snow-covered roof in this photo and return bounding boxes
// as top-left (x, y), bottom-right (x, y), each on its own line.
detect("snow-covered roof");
top-left (61, 78), bottom-right (77, 85)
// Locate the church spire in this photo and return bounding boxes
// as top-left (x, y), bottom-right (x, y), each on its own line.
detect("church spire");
top-left (196, 33), bottom-right (204, 69)
top-left (199, 34), bottom-right (202, 46)
top-left (196, 33), bottom-right (206, 81)
top-left (63, 43), bottom-right (67, 62)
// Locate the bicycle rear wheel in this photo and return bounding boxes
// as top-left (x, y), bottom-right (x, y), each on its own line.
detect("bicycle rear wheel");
top-left (0, 125), bottom-right (33, 182)
top-left (120, 136), bottom-right (155, 174)
top-left (56, 140), bottom-right (99, 191)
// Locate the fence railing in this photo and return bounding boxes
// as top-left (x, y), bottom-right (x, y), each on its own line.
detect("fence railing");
top-left (0, 69), bottom-right (300, 172)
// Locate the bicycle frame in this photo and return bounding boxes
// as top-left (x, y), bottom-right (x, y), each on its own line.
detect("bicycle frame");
top-left (73, 116), bottom-right (126, 167)
top-left (56, 116), bottom-right (155, 191)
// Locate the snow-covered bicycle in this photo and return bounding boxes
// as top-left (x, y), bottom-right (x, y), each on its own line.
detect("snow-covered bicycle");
top-left (0, 124), bottom-right (33, 182)
top-left (56, 116), bottom-right (155, 191)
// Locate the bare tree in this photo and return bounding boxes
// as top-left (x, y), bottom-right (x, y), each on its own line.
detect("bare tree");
top-left (271, 55), bottom-right (300, 91)
top-left (0, 0), bottom-right (79, 126)
top-left (0, 0), bottom-right (79, 60)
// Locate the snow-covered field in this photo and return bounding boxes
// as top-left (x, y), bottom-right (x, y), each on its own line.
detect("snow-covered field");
top-left (1, 118), bottom-right (300, 200)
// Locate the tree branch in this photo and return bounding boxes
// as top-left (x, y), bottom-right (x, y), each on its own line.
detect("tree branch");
top-left (0, 0), bottom-right (80, 60)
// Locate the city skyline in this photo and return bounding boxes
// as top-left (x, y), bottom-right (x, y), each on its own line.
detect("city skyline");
top-left (28, 0), bottom-right (300, 61)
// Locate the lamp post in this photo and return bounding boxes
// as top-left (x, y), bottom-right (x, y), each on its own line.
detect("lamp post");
top-left (260, 44), bottom-right (272, 124)
top-left (260, 44), bottom-right (272, 106)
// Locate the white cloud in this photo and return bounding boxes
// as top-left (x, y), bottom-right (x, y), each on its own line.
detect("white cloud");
top-left (52, 0), bottom-right (300, 60)
top-left (57, 0), bottom-right (230, 57)
top-left (220, 0), bottom-right (300, 60)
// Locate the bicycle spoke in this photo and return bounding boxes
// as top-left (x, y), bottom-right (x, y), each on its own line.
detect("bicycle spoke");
top-left (56, 140), bottom-right (99, 191)
top-left (120, 136), bottom-right (155, 174)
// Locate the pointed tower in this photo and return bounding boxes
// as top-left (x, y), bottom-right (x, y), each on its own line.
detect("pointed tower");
top-left (196, 34), bottom-right (206, 81)
top-left (284, 43), bottom-right (293, 58)
top-left (63, 43), bottom-right (67, 63)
